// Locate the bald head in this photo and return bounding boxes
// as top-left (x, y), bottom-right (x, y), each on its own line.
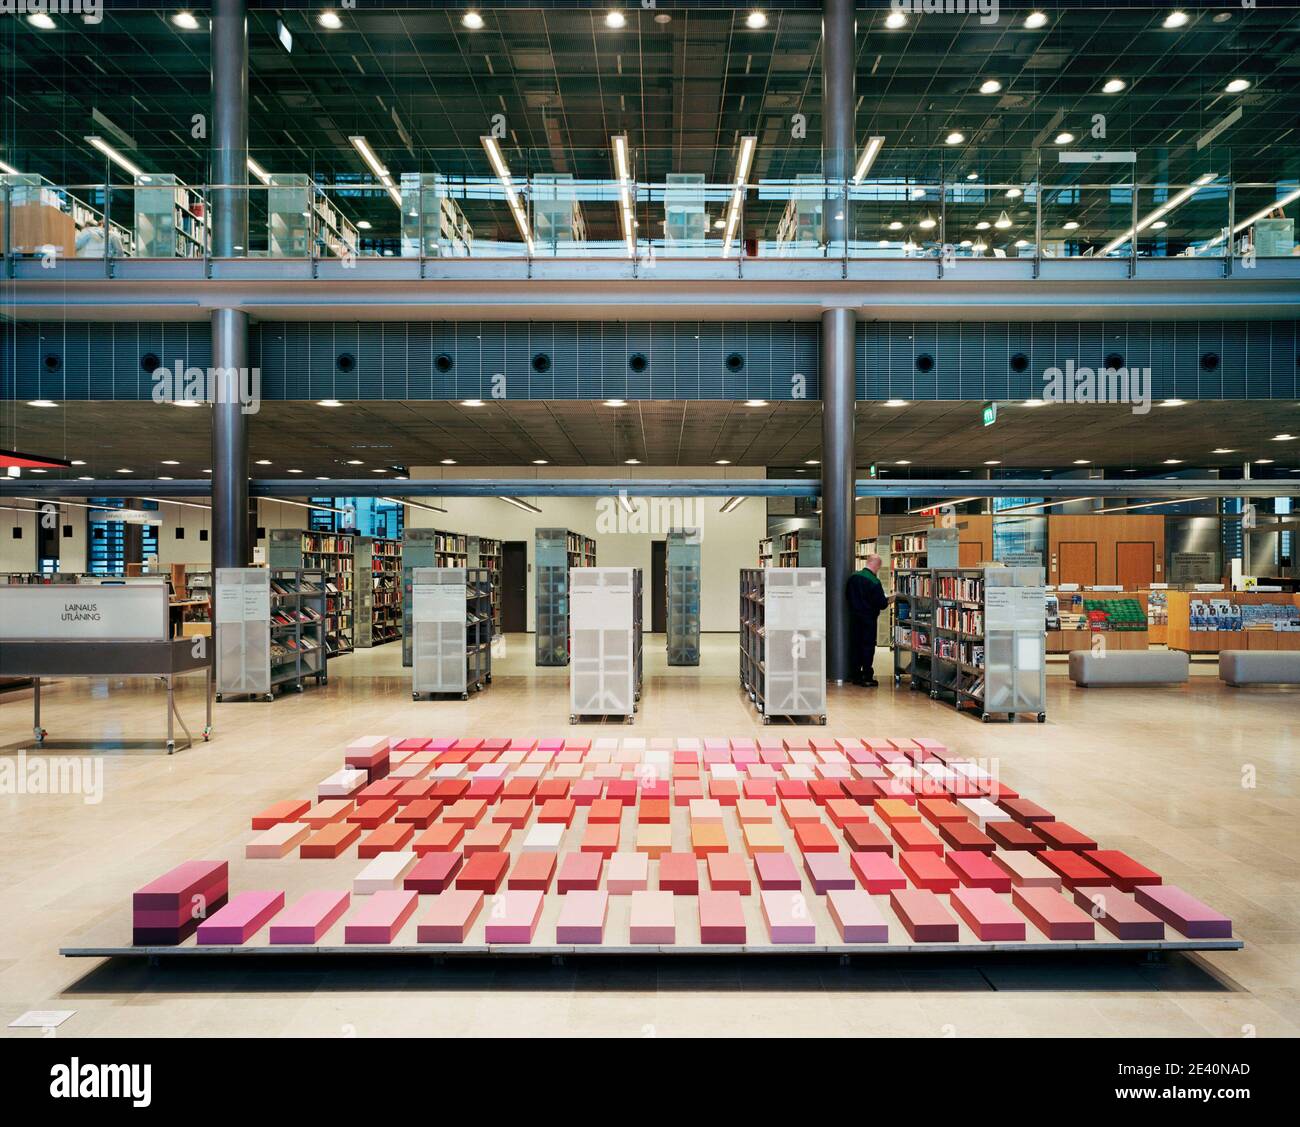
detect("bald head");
top-left (864, 554), bottom-right (883, 574)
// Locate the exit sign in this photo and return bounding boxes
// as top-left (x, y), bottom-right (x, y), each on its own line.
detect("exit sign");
top-left (981, 401), bottom-right (998, 427)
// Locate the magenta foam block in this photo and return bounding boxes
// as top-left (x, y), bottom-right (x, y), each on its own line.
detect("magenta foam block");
top-left (753, 851), bottom-right (801, 890)
top-left (403, 851), bottom-right (463, 894)
top-left (133, 860), bottom-right (229, 911)
top-left (484, 889), bottom-right (545, 943)
top-left (803, 852), bottom-right (856, 895)
top-left (196, 891), bottom-right (285, 945)
top-left (889, 888), bottom-right (960, 942)
top-left (850, 851), bottom-right (908, 894)
top-left (698, 890), bottom-right (746, 944)
top-left (269, 890), bottom-right (350, 944)
top-left (417, 890), bottom-right (485, 943)
top-left (629, 890), bottom-right (676, 944)
top-left (343, 889), bottom-right (419, 944)
top-left (1134, 884), bottom-right (1232, 939)
top-left (1072, 887), bottom-right (1165, 941)
top-left (1012, 886), bottom-right (1096, 941)
top-left (760, 889), bottom-right (816, 944)
top-left (949, 887), bottom-right (1025, 941)
top-left (556, 890), bottom-right (609, 943)
top-left (827, 889), bottom-right (889, 943)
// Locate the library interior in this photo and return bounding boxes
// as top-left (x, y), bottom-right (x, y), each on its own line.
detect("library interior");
top-left (1, 1), bottom-right (1298, 1046)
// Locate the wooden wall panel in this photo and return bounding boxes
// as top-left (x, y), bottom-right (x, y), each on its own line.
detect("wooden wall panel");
top-left (1047, 515), bottom-right (1165, 586)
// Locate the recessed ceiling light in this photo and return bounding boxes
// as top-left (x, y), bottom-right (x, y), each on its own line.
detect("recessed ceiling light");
top-left (984, 460), bottom-right (1002, 465)
top-left (70, 459), bottom-right (86, 466)
top-left (1073, 459), bottom-right (1091, 465)
top-left (203, 469), bottom-right (212, 473)
top-left (654, 12), bottom-right (671, 23)
top-left (1063, 221), bottom-right (1080, 230)
top-left (1212, 448), bottom-right (1236, 454)
top-left (1005, 187), bottom-right (1023, 199)
top-left (975, 221), bottom-right (991, 230)
top-left (1225, 78), bottom-right (1251, 94)
top-left (29, 468), bottom-right (46, 474)
top-left (27, 399), bottom-right (58, 407)
top-left (173, 399), bottom-right (203, 407)
top-left (979, 79), bottom-right (1002, 95)
top-left (356, 220), bottom-right (372, 230)
top-left (745, 11), bottom-right (768, 29)
top-left (624, 458), bottom-right (640, 465)
top-left (461, 399), bottom-right (485, 407)
top-left (371, 468), bottom-right (388, 473)
top-left (255, 459), bottom-right (273, 466)
top-left (1273, 434), bottom-right (1297, 441)
top-left (116, 468), bottom-right (133, 474)
top-left (316, 476), bottom-right (331, 481)
top-left (1024, 11), bottom-right (1048, 30)
top-left (318, 11), bottom-right (342, 30)
top-left (1014, 239), bottom-right (1029, 248)
top-left (713, 218), bottom-right (726, 230)
top-left (158, 476), bottom-right (173, 481)
top-left (1163, 458), bottom-right (1184, 465)
top-left (1159, 399), bottom-right (1187, 407)
top-left (895, 460), bottom-right (912, 466)
top-left (161, 459), bottom-right (180, 465)
top-left (346, 458), bottom-right (365, 465)
top-left (888, 221), bottom-right (903, 231)
top-left (605, 10), bottom-right (626, 29)
top-left (532, 459), bottom-right (549, 465)
top-left (1022, 399), bottom-right (1048, 407)
top-left (1254, 458), bottom-right (1274, 464)
top-left (27, 12), bottom-right (56, 30)
top-left (172, 12), bottom-right (201, 30)
top-left (604, 399), bottom-right (627, 407)
top-left (317, 399), bottom-right (344, 407)
top-left (883, 399), bottom-right (909, 407)
top-left (918, 217), bottom-right (937, 230)
top-left (1163, 11), bottom-right (1189, 29)
top-left (287, 468), bottom-right (303, 474)
top-left (462, 11), bottom-right (484, 30)
top-left (1102, 79), bottom-right (1127, 94)
top-left (715, 459), bottom-right (732, 465)
top-left (804, 459), bottom-right (820, 466)
top-left (1054, 132), bottom-right (1076, 145)
top-left (945, 131), bottom-right (965, 145)
top-left (744, 399), bottom-right (768, 407)
top-left (885, 11), bottom-right (907, 29)
top-left (967, 173), bottom-right (980, 181)
top-left (1151, 220), bottom-right (1168, 229)
top-left (441, 458), bottom-right (457, 465)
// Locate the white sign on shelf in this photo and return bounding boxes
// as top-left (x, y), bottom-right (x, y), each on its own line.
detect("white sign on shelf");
top-left (0, 583), bottom-right (168, 642)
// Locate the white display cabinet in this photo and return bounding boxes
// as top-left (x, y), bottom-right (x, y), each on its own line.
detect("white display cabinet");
top-left (569, 567), bottom-right (642, 723)
top-left (411, 566), bottom-right (492, 700)
top-left (740, 566), bottom-right (827, 724)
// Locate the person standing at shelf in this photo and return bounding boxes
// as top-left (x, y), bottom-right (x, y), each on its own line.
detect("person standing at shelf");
top-left (847, 554), bottom-right (892, 687)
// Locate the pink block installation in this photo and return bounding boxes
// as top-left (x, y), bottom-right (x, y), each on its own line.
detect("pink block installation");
top-left (698, 890), bottom-right (746, 944)
top-left (246, 821), bottom-right (311, 859)
top-left (269, 890), bottom-right (350, 944)
top-left (1134, 884), bottom-right (1232, 939)
top-left (417, 890), bottom-right (485, 943)
top-left (556, 890), bottom-right (609, 943)
top-left (753, 851), bottom-right (801, 890)
top-left (606, 852), bottom-right (650, 894)
top-left (827, 890), bottom-right (889, 943)
top-left (761, 889), bottom-right (816, 944)
top-left (484, 889), bottom-right (545, 943)
top-left (1012, 886), bottom-right (1096, 941)
top-left (889, 888), bottom-right (960, 943)
top-left (344, 889), bottom-right (419, 944)
top-left (557, 851), bottom-right (604, 893)
top-left (850, 851), bottom-right (907, 894)
top-left (803, 852), bottom-right (856, 895)
top-left (949, 887), bottom-right (1026, 941)
top-left (629, 890), bottom-right (676, 944)
top-left (196, 891), bottom-right (285, 945)
top-left (706, 852), bottom-right (752, 894)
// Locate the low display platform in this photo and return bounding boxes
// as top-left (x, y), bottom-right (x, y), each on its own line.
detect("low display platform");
top-left (62, 732), bottom-right (1241, 960)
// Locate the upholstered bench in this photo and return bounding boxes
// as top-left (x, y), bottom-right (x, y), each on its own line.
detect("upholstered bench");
top-left (1068, 650), bottom-right (1189, 687)
top-left (1219, 650), bottom-right (1300, 686)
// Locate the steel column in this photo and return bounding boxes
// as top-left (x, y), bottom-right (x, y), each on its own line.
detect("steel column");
top-left (210, 0), bottom-right (249, 257)
top-left (821, 0), bottom-right (855, 253)
top-left (821, 307), bottom-right (857, 685)
top-left (211, 308), bottom-right (250, 569)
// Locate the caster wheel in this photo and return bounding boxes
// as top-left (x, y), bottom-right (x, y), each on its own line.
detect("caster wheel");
top-left (625, 716), bottom-right (634, 725)
top-left (569, 715), bottom-right (577, 724)
top-left (762, 716), bottom-right (771, 726)
top-left (930, 691), bottom-right (939, 700)
top-left (215, 693), bottom-right (224, 703)
top-left (460, 692), bottom-right (469, 701)
top-left (264, 693), bottom-right (274, 703)
top-left (981, 714), bottom-right (991, 723)
top-left (202, 726), bottom-right (212, 741)
top-left (819, 715), bottom-right (827, 725)
top-left (1037, 713), bottom-right (1046, 723)
top-left (320, 677), bottom-right (328, 685)
top-left (486, 673), bottom-right (492, 684)
top-left (294, 683), bottom-right (304, 693)
top-left (412, 693), bottom-right (419, 701)
top-left (166, 741), bottom-right (176, 755)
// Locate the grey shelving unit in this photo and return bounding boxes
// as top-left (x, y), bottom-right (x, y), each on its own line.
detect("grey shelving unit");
top-left (740, 567), bottom-right (827, 725)
top-left (215, 567), bottom-right (327, 702)
top-left (535, 527), bottom-right (596, 666)
top-left (569, 567), bottom-right (642, 723)
top-left (410, 566), bottom-right (492, 700)
top-left (268, 529), bottom-right (355, 656)
top-left (468, 535), bottom-right (503, 631)
top-left (355, 536), bottom-right (401, 648)
top-left (401, 527), bottom-right (468, 665)
top-left (666, 527), bottom-right (701, 666)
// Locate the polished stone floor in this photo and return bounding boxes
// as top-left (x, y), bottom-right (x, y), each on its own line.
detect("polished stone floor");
top-left (1, 635), bottom-right (1296, 1038)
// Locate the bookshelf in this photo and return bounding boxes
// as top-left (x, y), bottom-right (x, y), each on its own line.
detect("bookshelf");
top-left (468, 535), bottom-right (503, 631)
top-left (399, 173), bottom-right (474, 257)
top-left (267, 530), bottom-right (355, 655)
top-left (214, 567), bottom-right (328, 701)
top-left (739, 567), bottom-right (827, 724)
top-left (1165, 590), bottom-right (1300, 654)
top-left (536, 528), bottom-right (597, 666)
top-left (400, 527), bottom-right (469, 666)
top-left (354, 536), bottom-right (402, 648)
top-left (410, 566), bottom-right (493, 700)
top-left (889, 526), bottom-right (959, 571)
top-left (134, 174), bottom-right (208, 258)
top-left (1, 172), bottom-right (133, 257)
top-left (854, 536), bottom-right (892, 645)
top-left (760, 527), bottom-right (821, 568)
top-left (666, 527), bottom-right (701, 666)
top-left (569, 567), bottom-right (642, 723)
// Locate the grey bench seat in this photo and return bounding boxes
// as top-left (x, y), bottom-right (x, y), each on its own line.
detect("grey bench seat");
top-left (1219, 649), bottom-right (1300, 686)
top-left (1068, 649), bottom-right (1189, 686)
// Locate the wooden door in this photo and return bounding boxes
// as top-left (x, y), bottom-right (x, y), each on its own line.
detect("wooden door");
top-left (501, 541), bottom-right (527, 633)
top-left (959, 541), bottom-right (985, 567)
top-left (650, 539), bottom-right (667, 633)
top-left (1116, 541), bottom-right (1156, 590)
top-left (1057, 541), bottom-right (1098, 587)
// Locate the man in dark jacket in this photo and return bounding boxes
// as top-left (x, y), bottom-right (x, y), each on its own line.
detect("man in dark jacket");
top-left (846, 554), bottom-right (891, 687)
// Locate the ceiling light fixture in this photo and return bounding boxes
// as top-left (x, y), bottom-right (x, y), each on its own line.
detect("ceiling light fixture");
top-left (462, 11), bottom-right (484, 29)
top-left (1163, 458), bottom-right (1184, 464)
top-left (984, 460), bottom-right (1002, 465)
top-left (1054, 132), bottom-right (1076, 145)
top-left (715, 459), bottom-right (731, 465)
top-left (605, 10), bottom-right (626, 29)
top-left (480, 134), bottom-right (535, 254)
top-left (1273, 434), bottom-right (1297, 441)
top-left (356, 220), bottom-right (372, 230)
top-left (744, 399), bottom-right (768, 407)
top-left (532, 459), bottom-right (548, 465)
top-left (1103, 79), bottom-right (1127, 94)
top-left (979, 79), bottom-right (1002, 95)
top-left (719, 496), bottom-right (747, 514)
top-left (1005, 187), bottom-right (1023, 199)
top-left (1159, 398), bottom-right (1187, 407)
top-left (883, 399), bottom-right (908, 407)
top-left (721, 135), bottom-right (757, 258)
top-left (1163, 11), bottom-right (1189, 29)
top-left (441, 458), bottom-right (457, 465)
top-left (346, 459), bottom-right (364, 465)
top-left (27, 399), bottom-right (58, 408)
top-left (461, 399), bottom-right (485, 407)
top-left (317, 399), bottom-right (344, 407)
top-left (27, 12), bottom-right (56, 29)
top-left (1022, 399), bottom-right (1048, 407)
top-left (1100, 172), bottom-right (1216, 256)
top-left (499, 496), bottom-right (543, 513)
top-left (318, 11), bottom-right (342, 29)
top-left (1225, 78), bottom-right (1251, 94)
top-left (995, 210), bottom-right (1012, 229)
top-left (1063, 220), bottom-right (1080, 230)
top-left (887, 221), bottom-right (903, 231)
top-left (287, 468), bottom-right (303, 474)
top-left (885, 11), bottom-right (907, 29)
top-left (745, 11), bottom-right (768, 29)
top-left (172, 11), bottom-right (201, 30)
top-left (852, 135), bottom-right (885, 184)
top-left (624, 458), bottom-right (641, 465)
top-left (85, 136), bottom-right (145, 180)
top-left (1024, 11), bottom-right (1048, 30)
top-left (604, 399), bottom-right (628, 407)
top-left (612, 133), bottom-right (635, 258)
top-left (255, 459), bottom-right (272, 466)
top-left (246, 157), bottom-right (272, 185)
top-left (349, 135), bottom-right (401, 207)
top-left (1212, 448), bottom-right (1236, 454)
top-left (945, 131), bottom-right (965, 146)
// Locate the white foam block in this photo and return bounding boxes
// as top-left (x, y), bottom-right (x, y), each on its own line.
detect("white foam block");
top-left (354, 851), bottom-right (418, 895)
top-left (522, 823), bottom-right (565, 852)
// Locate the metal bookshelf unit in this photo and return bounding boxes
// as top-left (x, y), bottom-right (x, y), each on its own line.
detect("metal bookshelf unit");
top-left (268, 530), bottom-right (355, 656)
top-left (569, 567), bottom-right (642, 723)
top-left (215, 567), bottom-right (328, 702)
top-left (889, 525), bottom-right (959, 571)
top-left (760, 527), bottom-right (822, 568)
top-left (410, 566), bottom-right (492, 701)
top-left (666, 527), bottom-right (701, 666)
top-left (535, 528), bottom-right (596, 666)
top-left (355, 536), bottom-right (402, 648)
top-left (740, 567), bottom-right (827, 725)
top-left (401, 527), bottom-right (468, 665)
top-left (893, 565), bottom-right (1046, 723)
top-left (468, 535), bottom-right (503, 631)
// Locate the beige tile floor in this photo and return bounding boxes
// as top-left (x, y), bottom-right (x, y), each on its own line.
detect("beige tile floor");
top-left (1, 634), bottom-right (1297, 1039)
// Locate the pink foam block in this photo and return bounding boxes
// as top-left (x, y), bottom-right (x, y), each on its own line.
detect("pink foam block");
top-left (989, 850), bottom-right (1061, 889)
top-left (706, 851), bottom-right (752, 895)
top-left (658, 852), bottom-right (700, 894)
top-left (698, 890), bottom-right (746, 944)
top-left (134, 860), bottom-right (229, 911)
top-left (851, 851), bottom-right (907, 894)
top-left (1134, 884), bottom-right (1232, 939)
top-left (344, 889), bottom-right (419, 944)
top-left (269, 890), bottom-right (350, 944)
top-left (889, 888), bottom-right (960, 943)
top-left (753, 851), bottom-right (801, 890)
top-left (761, 889), bottom-right (816, 944)
top-left (484, 889), bottom-right (545, 943)
top-left (946, 850), bottom-right (1012, 893)
top-left (196, 890), bottom-right (284, 945)
top-left (1073, 887), bottom-right (1165, 941)
top-left (417, 890), bottom-right (485, 943)
top-left (1012, 885), bottom-right (1096, 941)
top-left (246, 821), bottom-right (311, 859)
top-left (949, 887), bottom-right (1026, 941)
top-left (556, 889), bottom-right (609, 944)
top-left (804, 852), bottom-right (856, 895)
top-left (557, 851), bottom-right (604, 893)
top-left (827, 889), bottom-right (889, 943)
top-left (606, 852), bottom-right (650, 894)
top-left (629, 890), bottom-right (676, 944)
top-left (403, 851), bottom-right (464, 894)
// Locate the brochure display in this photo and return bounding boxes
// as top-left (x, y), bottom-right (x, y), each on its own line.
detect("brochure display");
top-left (740, 567), bottom-right (827, 724)
top-left (410, 567), bottom-right (492, 700)
top-left (569, 567), bottom-right (642, 722)
top-left (666, 527), bottom-right (701, 666)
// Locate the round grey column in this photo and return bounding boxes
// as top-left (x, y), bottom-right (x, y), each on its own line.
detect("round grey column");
top-left (211, 308), bottom-right (250, 570)
top-left (210, 0), bottom-right (249, 257)
top-left (821, 307), bottom-right (857, 685)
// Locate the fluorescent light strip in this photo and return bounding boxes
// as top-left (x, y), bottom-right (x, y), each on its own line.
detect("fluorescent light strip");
top-left (382, 495), bottom-right (448, 515)
top-left (246, 157), bottom-right (272, 186)
top-left (1100, 173), bottom-right (1217, 255)
top-left (85, 135), bottom-right (145, 179)
top-left (481, 136), bottom-right (535, 254)
top-left (905, 496), bottom-right (983, 515)
top-left (1094, 496), bottom-right (1209, 515)
top-left (0, 159), bottom-right (20, 176)
top-left (499, 496), bottom-right (542, 514)
top-left (612, 134), bottom-right (635, 258)
top-left (719, 496), bottom-right (747, 513)
top-left (268, 497), bottom-right (350, 515)
top-left (852, 136), bottom-right (885, 185)
top-left (1202, 186), bottom-right (1300, 250)
top-left (349, 135), bottom-right (401, 207)
top-left (721, 135), bottom-right (757, 258)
